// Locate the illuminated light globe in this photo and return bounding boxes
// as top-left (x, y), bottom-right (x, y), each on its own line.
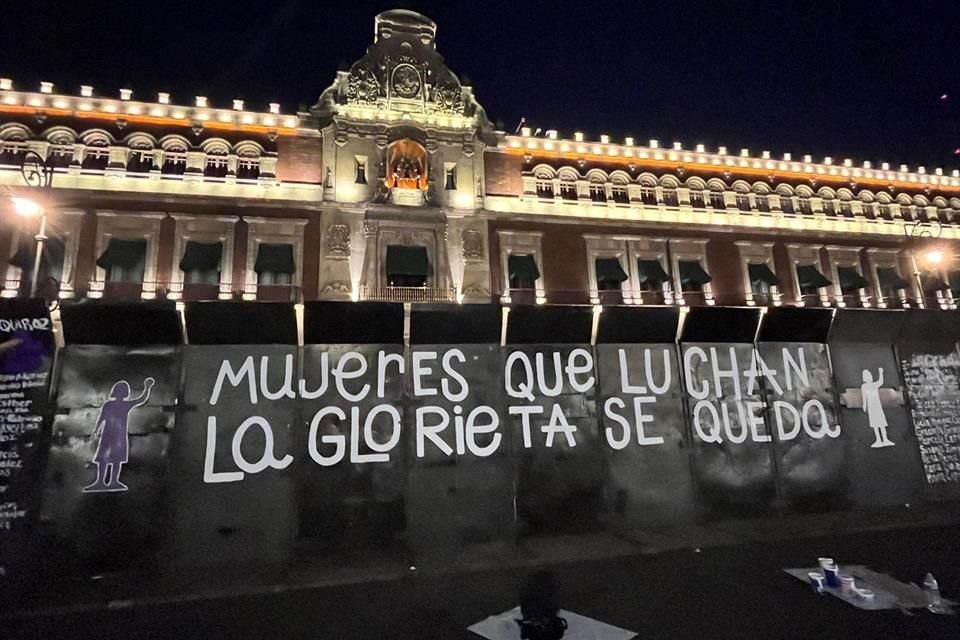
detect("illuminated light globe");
top-left (11, 197), bottom-right (42, 217)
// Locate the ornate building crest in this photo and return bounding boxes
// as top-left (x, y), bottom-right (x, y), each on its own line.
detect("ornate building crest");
top-left (325, 224), bottom-right (351, 258)
top-left (391, 64), bottom-right (422, 99)
top-left (461, 229), bottom-right (485, 261)
top-left (308, 9), bottom-right (495, 145)
top-left (346, 65), bottom-right (381, 104)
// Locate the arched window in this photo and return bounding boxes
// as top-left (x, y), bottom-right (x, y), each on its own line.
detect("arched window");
top-left (127, 147), bottom-right (154, 173)
top-left (126, 137), bottom-right (155, 174)
top-left (204, 150), bottom-right (229, 178)
top-left (534, 170), bottom-right (554, 199)
top-left (820, 190), bottom-right (837, 216)
top-left (708, 184), bottom-right (726, 209)
top-left (661, 188), bottom-right (678, 207)
top-left (235, 143), bottom-right (262, 180)
top-left (45, 131), bottom-right (75, 168)
top-left (385, 138), bottom-right (426, 190)
top-left (0, 126), bottom-right (30, 165)
top-left (610, 180), bottom-right (629, 204)
top-left (876, 194), bottom-right (893, 219)
top-left (753, 185), bottom-right (771, 212)
top-left (777, 189), bottom-right (795, 214)
top-left (688, 189), bottom-right (705, 208)
top-left (162, 142), bottom-right (188, 176)
top-left (558, 170), bottom-right (578, 201)
top-left (81, 134), bottom-right (110, 171)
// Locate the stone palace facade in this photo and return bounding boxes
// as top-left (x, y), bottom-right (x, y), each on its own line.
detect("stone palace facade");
top-left (1, 8), bottom-right (959, 326)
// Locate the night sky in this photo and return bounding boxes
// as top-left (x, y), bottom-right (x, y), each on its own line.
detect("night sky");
top-left (4, 0), bottom-right (960, 168)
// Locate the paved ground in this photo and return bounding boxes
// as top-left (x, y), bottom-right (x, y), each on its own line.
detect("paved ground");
top-left (4, 519), bottom-right (960, 639)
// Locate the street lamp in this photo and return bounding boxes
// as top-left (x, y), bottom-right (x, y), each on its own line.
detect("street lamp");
top-left (9, 150), bottom-right (55, 298)
top-left (924, 249), bottom-right (945, 266)
top-left (903, 221), bottom-right (950, 308)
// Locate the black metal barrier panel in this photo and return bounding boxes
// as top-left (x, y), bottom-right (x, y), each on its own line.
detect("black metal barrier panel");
top-left (828, 310), bottom-right (924, 507)
top-left (757, 308), bottom-right (845, 511)
top-left (681, 308), bottom-right (776, 515)
top-left (21, 301), bottom-right (960, 583)
top-left (595, 307), bottom-right (697, 529)
top-left (896, 311), bottom-right (960, 502)
top-left (0, 299), bottom-right (55, 595)
top-left (43, 344), bottom-right (179, 573)
top-left (506, 306), bottom-right (602, 534)
top-left (407, 305), bottom-right (512, 555)
top-left (171, 345), bottom-right (299, 570)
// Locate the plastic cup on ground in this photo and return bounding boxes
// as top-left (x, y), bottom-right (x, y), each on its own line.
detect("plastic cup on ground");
top-left (808, 572), bottom-right (825, 593)
top-left (823, 563), bottom-right (840, 588)
top-left (839, 574), bottom-right (855, 595)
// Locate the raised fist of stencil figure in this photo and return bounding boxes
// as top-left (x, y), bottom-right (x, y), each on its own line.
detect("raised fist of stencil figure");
top-left (860, 368), bottom-right (894, 448)
top-left (84, 377), bottom-right (155, 493)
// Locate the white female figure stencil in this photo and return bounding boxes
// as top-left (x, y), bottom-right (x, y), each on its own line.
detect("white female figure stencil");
top-left (860, 368), bottom-right (894, 448)
top-left (84, 377), bottom-right (155, 492)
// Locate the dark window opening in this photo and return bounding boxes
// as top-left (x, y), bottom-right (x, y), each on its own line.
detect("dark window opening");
top-left (798, 198), bottom-right (813, 214)
top-left (735, 194), bottom-right (751, 211)
top-left (822, 200), bottom-right (836, 215)
top-left (179, 241), bottom-right (223, 285)
top-left (386, 245), bottom-right (430, 288)
top-left (127, 150), bottom-right (154, 173)
top-left (535, 178), bottom-right (554, 199)
top-left (640, 187), bottom-right (658, 206)
top-left (949, 270), bottom-right (960, 293)
top-left (837, 265), bottom-right (869, 295)
top-left (779, 195), bottom-right (795, 214)
top-left (508, 253), bottom-right (540, 290)
top-left (82, 149), bottom-right (109, 171)
top-left (47, 147), bottom-right (73, 168)
top-left (689, 191), bottom-right (705, 208)
top-left (796, 264), bottom-right (831, 296)
top-left (637, 258), bottom-right (669, 291)
top-left (162, 153), bottom-right (187, 175)
top-left (921, 272), bottom-right (948, 293)
top-left (876, 267), bottom-right (909, 305)
top-left (709, 192), bottom-right (726, 209)
top-left (748, 262), bottom-right (779, 302)
top-left (756, 195), bottom-right (770, 212)
top-left (559, 182), bottom-right (578, 201)
top-left (595, 257), bottom-right (628, 291)
top-left (9, 235), bottom-right (65, 286)
top-left (255, 243), bottom-right (295, 286)
top-left (0, 144), bottom-right (27, 165)
top-left (611, 185), bottom-right (629, 204)
top-left (204, 155), bottom-right (229, 178)
top-left (662, 189), bottom-right (679, 206)
top-left (236, 158), bottom-right (260, 180)
top-left (679, 259), bottom-right (712, 292)
top-left (444, 166), bottom-right (456, 190)
top-left (355, 159), bottom-right (367, 185)
top-left (589, 184), bottom-right (606, 203)
top-left (97, 238), bottom-right (147, 283)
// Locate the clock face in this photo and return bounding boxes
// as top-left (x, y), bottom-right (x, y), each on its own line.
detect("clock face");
top-left (392, 65), bottom-right (421, 98)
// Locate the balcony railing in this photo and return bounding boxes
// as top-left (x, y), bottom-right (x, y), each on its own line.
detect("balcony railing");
top-left (82, 280), bottom-right (302, 302)
top-left (360, 285), bottom-right (456, 303)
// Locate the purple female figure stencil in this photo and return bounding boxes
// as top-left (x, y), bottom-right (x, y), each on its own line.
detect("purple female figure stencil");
top-left (84, 377), bottom-right (155, 493)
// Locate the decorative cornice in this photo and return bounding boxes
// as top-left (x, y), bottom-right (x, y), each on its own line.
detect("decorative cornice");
top-left (0, 84), bottom-right (301, 136)
top-left (503, 134), bottom-right (960, 193)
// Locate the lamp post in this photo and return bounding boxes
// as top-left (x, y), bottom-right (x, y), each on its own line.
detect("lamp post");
top-left (11, 150), bottom-right (55, 298)
top-left (904, 220), bottom-right (946, 308)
